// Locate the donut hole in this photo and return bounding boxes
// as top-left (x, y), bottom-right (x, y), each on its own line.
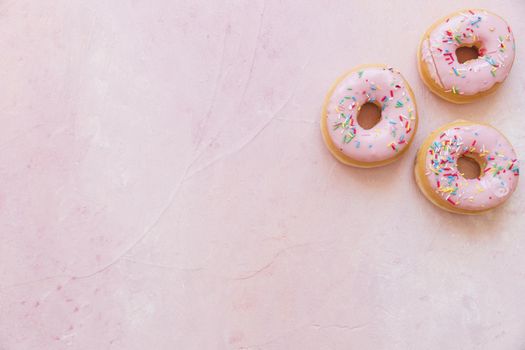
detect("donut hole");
top-left (456, 45), bottom-right (480, 64)
top-left (357, 102), bottom-right (381, 130)
top-left (457, 154), bottom-right (484, 179)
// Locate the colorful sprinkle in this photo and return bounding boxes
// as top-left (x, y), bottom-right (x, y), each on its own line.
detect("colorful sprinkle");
top-left (470, 16), bottom-right (482, 26)
top-left (343, 133), bottom-right (355, 144)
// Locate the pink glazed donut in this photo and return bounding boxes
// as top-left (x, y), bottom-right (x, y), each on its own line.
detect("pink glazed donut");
top-left (415, 121), bottom-right (519, 214)
top-left (418, 9), bottom-right (515, 103)
top-left (321, 65), bottom-right (418, 167)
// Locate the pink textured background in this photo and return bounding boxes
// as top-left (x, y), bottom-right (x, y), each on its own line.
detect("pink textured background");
top-left (1, 1), bottom-right (524, 349)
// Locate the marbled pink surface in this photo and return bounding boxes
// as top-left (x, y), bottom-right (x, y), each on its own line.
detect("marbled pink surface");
top-left (1, 1), bottom-right (524, 349)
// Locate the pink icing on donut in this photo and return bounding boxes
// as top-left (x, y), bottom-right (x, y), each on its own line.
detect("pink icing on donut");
top-left (424, 124), bottom-right (519, 211)
top-left (325, 67), bottom-right (416, 163)
top-left (421, 9), bottom-right (515, 95)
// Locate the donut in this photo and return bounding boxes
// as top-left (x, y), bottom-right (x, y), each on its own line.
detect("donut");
top-left (418, 9), bottom-right (515, 103)
top-left (414, 121), bottom-right (519, 214)
top-left (321, 65), bottom-right (418, 168)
